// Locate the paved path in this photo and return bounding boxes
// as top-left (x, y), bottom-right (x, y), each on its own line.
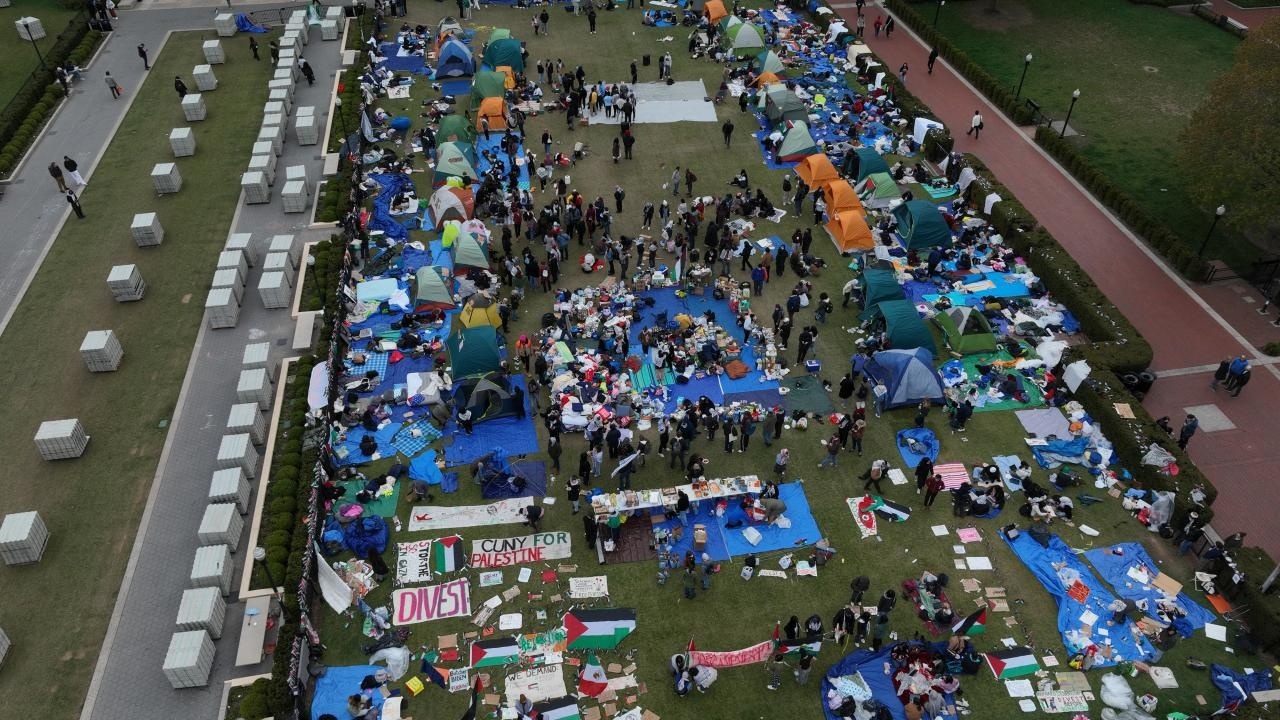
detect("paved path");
top-left (1209, 0), bottom-right (1280, 24)
top-left (846, 3), bottom-right (1280, 557)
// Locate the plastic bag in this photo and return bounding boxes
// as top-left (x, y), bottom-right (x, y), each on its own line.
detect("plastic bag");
top-left (779, 553), bottom-right (793, 570)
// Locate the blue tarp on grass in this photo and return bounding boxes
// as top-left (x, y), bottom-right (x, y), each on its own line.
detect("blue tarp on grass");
top-left (721, 482), bottom-right (821, 556)
top-left (334, 422), bottom-right (402, 467)
top-left (311, 665), bottom-right (386, 720)
top-left (895, 427), bottom-right (939, 468)
top-left (651, 503), bottom-right (731, 562)
top-left (1085, 543), bottom-right (1217, 638)
top-left (369, 173), bottom-right (414, 243)
top-left (821, 644), bottom-right (958, 720)
top-left (377, 42), bottom-right (429, 73)
top-left (482, 460), bottom-right (548, 499)
top-left (443, 413), bottom-right (541, 465)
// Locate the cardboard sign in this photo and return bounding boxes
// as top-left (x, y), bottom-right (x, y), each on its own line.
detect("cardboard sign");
top-left (503, 664), bottom-right (568, 705)
top-left (392, 578), bottom-right (472, 625)
top-left (471, 532), bottom-right (573, 568)
top-left (568, 576), bottom-right (610, 599)
top-left (448, 668), bottom-right (470, 693)
top-left (396, 540), bottom-right (433, 584)
top-left (689, 640), bottom-right (773, 668)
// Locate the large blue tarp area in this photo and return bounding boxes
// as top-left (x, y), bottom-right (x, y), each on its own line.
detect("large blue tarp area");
top-left (311, 665), bottom-right (386, 720)
top-left (377, 42), bottom-right (429, 73)
top-left (921, 271), bottom-right (1032, 308)
top-left (474, 132), bottom-right (532, 191)
top-left (1084, 543), bottom-right (1217, 638)
top-left (1004, 531), bottom-right (1156, 666)
top-left (652, 502), bottom-right (731, 562)
top-left (369, 173), bottom-right (415, 243)
top-left (821, 643), bottom-right (958, 720)
top-left (722, 482), bottom-right (821, 556)
top-left (895, 427), bottom-right (939, 468)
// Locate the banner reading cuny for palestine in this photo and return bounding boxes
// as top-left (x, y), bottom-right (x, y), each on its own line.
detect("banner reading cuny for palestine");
top-left (470, 531), bottom-right (572, 568)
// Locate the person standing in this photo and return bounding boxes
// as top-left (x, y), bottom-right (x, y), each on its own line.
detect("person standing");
top-left (818, 433), bottom-right (842, 468)
top-left (614, 185), bottom-right (625, 213)
top-left (774, 448), bottom-right (790, 480)
top-left (269, 39), bottom-right (281, 63)
top-left (174, 75), bottom-right (188, 99)
top-left (871, 612), bottom-right (890, 651)
top-left (1229, 367), bottom-right (1251, 398)
top-left (137, 43), bottom-right (150, 70)
top-left (898, 62), bottom-right (908, 85)
top-left (104, 71), bottom-right (121, 100)
top-left (1177, 414), bottom-right (1198, 450)
top-left (838, 373), bottom-right (856, 408)
top-left (794, 649), bottom-right (813, 685)
top-left (722, 118), bottom-right (734, 147)
top-left (884, 16), bottom-right (896, 37)
top-left (684, 167), bottom-right (697, 196)
top-left (923, 473), bottom-right (945, 507)
top-left (63, 156), bottom-right (85, 188)
top-left (928, 47), bottom-right (939, 74)
top-left (873, 15), bottom-right (883, 37)
top-left (967, 110), bottom-right (983, 139)
top-left (587, 7), bottom-right (597, 33)
top-left (1209, 357), bottom-right (1230, 391)
top-left (765, 653), bottom-right (788, 691)
top-left (65, 188), bottom-right (85, 219)
top-left (49, 162), bottom-right (68, 192)
top-left (250, 36), bottom-right (260, 60)
top-left (1225, 355), bottom-right (1249, 392)
top-left (299, 57), bottom-right (316, 86)
top-left (855, 14), bottom-right (865, 38)
top-left (539, 8), bottom-right (550, 35)
top-left (548, 435), bottom-right (562, 472)
top-left (796, 327), bottom-right (813, 364)
top-left (567, 474), bottom-right (582, 513)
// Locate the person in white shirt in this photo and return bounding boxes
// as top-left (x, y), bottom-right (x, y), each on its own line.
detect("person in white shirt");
top-left (967, 110), bottom-right (984, 139)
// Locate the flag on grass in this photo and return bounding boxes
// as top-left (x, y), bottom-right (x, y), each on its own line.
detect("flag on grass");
top-left (460, 676), bottom-right (483, 720)
top-left (531, 695), bottom-right (582, 720)
top-left (577, 654), bottom-right (609, 697)
top-left (470, 637), bottom-right (520, 668)
top-left (952, 606), bottom-right (987, 636)
top-left (985, 646), bottom-right (1038, 679)
top-left (422, 658), bottom-right (449, 689)
top-left (562, 608), bottom-right (637, 650)
top-left (872, 496), bottom-right (911, 522)
top-left (434, 535), bottom-right (467, 574)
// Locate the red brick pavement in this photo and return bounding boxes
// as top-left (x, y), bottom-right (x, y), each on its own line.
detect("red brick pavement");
top-left (842, 3), bottom-right (1280, 557)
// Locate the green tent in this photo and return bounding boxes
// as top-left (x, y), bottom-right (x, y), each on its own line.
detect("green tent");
top-left (482, 38), bottom-right (524, 73)
top-left (877, 299), bottom-right (937, 355)
top-left (892, 201), bottom-right (953, 251)
top-left (725, 23), bottom-right (765, 52)
top-left (860, 268), bottom-right (905, 321)
top-left (470, 70), bottom-right (507, 110)
top-left (719, 15), bottom-right (742, 33)
top-left (434, 141), bottom-right (477, 185)
top-left (488, 27), bottom-right (511, 42)
top-left (777, 121), bottom-right (818, 163)
top-left (437, 114), bottom-right (476, 145)
top-left (447, 327), bottom-right (502, 377)
top-left (414, 267), bottom-right (456, 312)
top-left (934, 306), bottom-right (998, 355)
top-left (764, 87), bottom-right (807, 125)
top-left (753, 49), bottom-right (785, 75)
top-left (846, 147), bottom-right (889, 183)
top-left (855, 171), bottom-right (900, 209)
top-left (452, 232), bottom-right (490, 271)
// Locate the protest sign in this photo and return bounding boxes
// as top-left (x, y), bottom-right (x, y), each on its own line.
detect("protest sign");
top-left (392, 578), bottom-right (472, 625)
top-left (471, 532), bottom-right (572, 568)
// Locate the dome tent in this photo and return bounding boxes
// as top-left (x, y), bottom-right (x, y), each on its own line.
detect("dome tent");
top-left (702, 0), bottom-right (727, 25)
top-left (855, 172), bottom-right (900, 210)
top-left (795, 153), bottom-right (839, 190)
top-left (753, 49), bottom-right (785, 75)
top-left (753, 71), bottom-right (782, 88)
top-left (934, 306), bottom-right (999, 355)
top-left (874, 299), bottom-right (937, 355)
top-left (475, 96), bottom-right (509, 131)
top-left (762, 85), bottom-right (807, 126)
top-left (488, 27), bottom-right (512, 42)
top-left (825, 209), bottom-right (874, 253)
top-left (428, 185), bottom-right (475, 227)
top-left (436, 36), bottom-right (475, 78)
top-left (777, 121), bottom-right (818, 163)
top-left (434, 141), bottom-right (477, 186)
top-left (447, 327), bottom-right (502, 377)
top-left (823, 179), bottom-right (864, 216)
top-left (459, 293), bottom-right (502, 328)
top-left (470, 70), bottom-right (507, 111)
top-left (725, 23), bottom-right (765, 52)
top-left (454, 373), bottom-right (523, 422)
top-left (860, 267), bottom-right (906, 320)
top-left (482, 38), bottom-right (524, 73)
top-left (438, 16), bottom-right (464, 37)
top-left (892, 200), bottom-right (953, 251)
top-left (861, 348), bottom-right (945, 410)
top-left (437, 115), bottom-right (476, 145)
top-left (452, 231), bottom-right (490, 272)
top-left (414, 267), bottom-right (456, 312)
top-left (844, 147), bottom-right (889, 183)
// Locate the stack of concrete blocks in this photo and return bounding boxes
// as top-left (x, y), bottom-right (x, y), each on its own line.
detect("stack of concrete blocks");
top-left (281, 179), bottom-right (309, 214)
top-left (285, 21), bottom-right (308, 46)
top-left (131, 212), bottom-right (164, 247)
top-left (325, 6), bottom-right (344, 22)
top-left (217, 433), bottom-right (259, 479)
top-left (193, 64), bottom-right (217, 92)
top-left (211, 267), bottom-right (245, 305)
top-left (258, 270), bottom-right (292, 309)
top-left (189, 544), bottom-right (233, 594)
top-left (242, 341), bottom-right (276, 381)
top-left (273, 67), bottom-right (294, 85)
top-left (224, 232), bottom-right (255, 266)
top-left (295, 111), bottom-right (318, 145)
top-left (204, 287), bottom-right (239, 329)
top-left (182, 93), bottom-right (207, 122)
top-left (151, 162), bottom-right (182, 195)
top-left (241, 171), bottom-right (270, 204)
top-left (321, 18), bottom-right (339, 41)
top-left (0, 511), bottom-right (49, 565)
top-left (258, 121), bottom-right (284, 156)
top-left (268, 234), bottom-right (301, 269)
top-left (213, 12), bottom-right (237, 37)
top-left (107, 264), bottom-right (146, 301)
top-left (227, 402), bottom-right (267, 445)
top-left (248, 153), bottom-right (275, 186)
top-left (15, 17), bottom-right (44, 40)
top-left (169, 127), bottom-right (196, 158)
top-left (217, 249), bottom-right (249, 288)
top-left (268, 87), bottom-right (292, 116)
top-left (236, 367), bottom-right (273, 411)
top-left (285, 168), bottom-right (311, 211)
top-left (198, 503), bottom-right (244, 552)
top-left (268, 78), bottom-right (294, 104)
top-left (80, 330), bottom-right (124, 372)
top-left (263, 251), bottom-right (298, 289)
top-left (252, 140), bottom-right (276, 164)
top-left (264, 100), bottom-right (287, 120)
top-left (162, 630), bottom-right (216, 689)
top-left (33, 419), bottom-right (89, 460)
top-left (276, 56), bottom-right (299, 83)
top-left (176, 587), bottom-right (227, 639)
top-left (202, 39), bottom-right (225, 64)
top-left (208, 467), bottom-right (251, 513)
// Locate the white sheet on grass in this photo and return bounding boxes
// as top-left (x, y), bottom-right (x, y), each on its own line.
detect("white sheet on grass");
top-left (589, 81), bottom-right (718, 125)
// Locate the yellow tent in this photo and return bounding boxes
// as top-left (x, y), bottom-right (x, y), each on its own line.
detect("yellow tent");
top-left (826, 210), bottom-right (875, 252)
top-left (754, 71), bottom-right (782, 88)
top-left (703, 0), bottom-right (728, 25)
top-left (459, 294), bottom-right (502, 328)
top-left (796, 153), bottom-right (839, 190)
top-left (824, 179), bottom-right (865, 216)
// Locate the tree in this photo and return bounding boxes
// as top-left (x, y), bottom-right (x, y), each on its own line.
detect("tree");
top-left (1177, 18), bottom-right (1280, 236)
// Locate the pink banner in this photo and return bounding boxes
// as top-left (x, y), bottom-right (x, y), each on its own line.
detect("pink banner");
top-left (689, 641), bottom-right (773, 668)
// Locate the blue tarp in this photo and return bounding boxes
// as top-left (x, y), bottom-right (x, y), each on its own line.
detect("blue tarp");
top-left (311, 665), bottom-right (386, 720)
top-left (369, 173), bottom-right (414, 243)
top-left (334, 422), bottom-right (402, 467)
top-left (721, 482), bottom-right (821, 556)
top-left (821, 643), bottom-right (958, 720)
top-left (235, 13), bottom-right (269, 33)
top-left (1030, 436), bottom-right (1091, 469)
top-left (409, 448), bottom-right (445, 485)
top-left (1211, 663), bottom-right (1273, 711)
top-left (343, 516), bottom-right (389, 557)
top-left (378, 42), bottom-right (429, 73)
top-left (895, 427), bottom-right (939, 468)
top-left (1084, 543), bottom-right (1217, 637)
top-left (1003, 531), bottom-right (1156, 666)
top-left (482, 460), bottom-right (548, 499)
top-left (652, 503), bottom-right (731, 562)
top-left (992, 454), bottom-right (1024, 492)
top-left (443, 413), bottom-right (541, 465)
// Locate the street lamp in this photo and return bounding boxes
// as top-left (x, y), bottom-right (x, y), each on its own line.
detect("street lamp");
top-left (1015, 53), bottom-right (1032, 101)
top-left (254, 546), bottom-right (295, 622)
top-left (1197, 205), bottom-right (1227, 259)
top-left (1059, 88), bottom-right (1080, 139)
top-left (21, 21), bottom-right (47, 71)
top-left (933, 0), bottom-right (946, 28)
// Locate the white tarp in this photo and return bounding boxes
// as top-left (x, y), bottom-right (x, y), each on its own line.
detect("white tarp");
top-left (308, 362), bottom-right (330, 413)
top-left (315, 542), bottom-right (354, 613)
top-left (589, 81), bottom-right (718, 125)
top-left (912, 117), bottom-right (944, 145)
top-left (1064, 359), bottom-right (1091, 393)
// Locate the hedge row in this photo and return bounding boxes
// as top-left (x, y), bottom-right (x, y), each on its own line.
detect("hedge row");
top-left (0, 26), bottom-right (103, 177)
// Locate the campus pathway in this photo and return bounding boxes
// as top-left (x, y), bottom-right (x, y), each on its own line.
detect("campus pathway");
top-left (845, 2), bottom-right (1280, 558)
top-left (1209, 0), bottom-right (1280, 25)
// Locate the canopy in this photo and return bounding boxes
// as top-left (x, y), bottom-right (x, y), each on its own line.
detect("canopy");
top-left (877, 299), bottom-right (937, 355)
top-left (725, 23), bottom-right (765, 51)
top-left (846, 147), bottom-right (889, 182)
top-left (862, 348), bottom-right (945, 410)
top-left (753, 49), bottom-right (785, 75)
top-left (434, 141), bottom-right (477, 186)
top-left (892, 201), bottom-right (953, 250)
top-left (476, 96), bottom-right (509, 131)
top-left (414, 267), bottom-right (456, 311)
top-left (428, 185), bottom-right (474, 227)
top-left (436, 36), bottom-right (474, 78)
top-left (482, 38), bottom-right (524, 73)
top-left (777, 121), bottom-right (818, 162)
top-left (702, 0), bottom-right (727, 25)
top-left (437, 114), bottom-right (476, 144)
top-left (823, 179), bottom-right (863, 216)
top-left (934, 306), bottom-right (998, 355)
top-left (855, 172), bottom-right (900, 209)
top-left (447, 327), bottom-right (502, 377)
top-left (795, 153), bottom-right (838, 190)
top-left (438, 16), bottom-right (463, 37)
top-left (452, 232), bottom-right (490, 271)
top-left (860, 268), bottom-right (905, 320)
top-left (459, 293), bottom-right (502, 328)
top-left (825, 210), bottom-right (874, 253)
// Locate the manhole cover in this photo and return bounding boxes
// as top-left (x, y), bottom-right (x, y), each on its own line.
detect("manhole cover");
top-left (1143, 66), bottom-right (1159, 73)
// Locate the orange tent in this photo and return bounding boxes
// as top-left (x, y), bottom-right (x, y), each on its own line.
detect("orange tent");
top-left (476, 97), bottom-right (509, 131)
top-left (703, 0), bottom-right (728, 25)
top-left (754, 71), bottom-right (782, 88)
top-left (826, 210), bottom-right (875, 252)
top-left (824, 179), bottom-right (864, 216)
top-left (796, 153), bottom-right (839, 190)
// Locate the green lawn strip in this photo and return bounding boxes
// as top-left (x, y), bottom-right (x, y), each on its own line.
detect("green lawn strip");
top-left (924, 0), bottom-right (1258, 267)
top-left (0, 31), bottom-right (274, 720)
top-left (0, 0), bottom-right (81, 102)
top-left (300, 7), bottom-right (1240, 719)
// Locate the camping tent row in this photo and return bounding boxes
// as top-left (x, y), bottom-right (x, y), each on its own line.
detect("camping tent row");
top-left (843, 147), bottom-right (889, 183)
top-left (795, 153), bottom-right (838, 190)
top-left (434, 141), bottom-right (477, 186)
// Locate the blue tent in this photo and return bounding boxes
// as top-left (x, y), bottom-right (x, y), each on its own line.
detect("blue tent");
top-left (437, 36), bottom-right (475, 77)
top-left (862, 348), bottom-right (944, 410)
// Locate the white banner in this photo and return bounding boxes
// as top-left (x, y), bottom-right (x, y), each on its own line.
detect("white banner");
top-left (568, 576), bottom-right (610, 599)
top-left (392, 578), bottom-right (472, 625)
top-left (503, 664), bottom-right (568, 705)
top-left (314, 542), bottom-right (353, 614)
top-left (396, 540), bottom-right (433, 584)
top-left (470, 532), bottom-right (572, 568)
top-left (408, 499), bottom-right (528, 532)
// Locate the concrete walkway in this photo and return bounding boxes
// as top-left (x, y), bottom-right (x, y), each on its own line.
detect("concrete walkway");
top-left (846, 2), bottom-right (1280, 557)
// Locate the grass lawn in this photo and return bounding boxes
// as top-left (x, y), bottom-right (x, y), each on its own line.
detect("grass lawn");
top-left (298, 6), bottom-right (1250, 720)
top-left (0, 30), bottom-right (275, 720)
top-left (0, 0), bottom-right (82, 102)
top-left (922, 0), bottom-right (1260, 269)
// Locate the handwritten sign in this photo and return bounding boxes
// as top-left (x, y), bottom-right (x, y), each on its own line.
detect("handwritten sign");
top-left (396, 540), bottom-right (433, 584)
top-left (689, 640), bottom-right (774, 668)
top-left (503, 664), bottom-right (568, 705)
top-left (568, 576), bottom-right (610, 599)
top-left (392, 578), bottom-right (472, 625)
top-left (471, 532), bottom-right (572, 568)
top-left (448, 668), bottom-right (470, 693)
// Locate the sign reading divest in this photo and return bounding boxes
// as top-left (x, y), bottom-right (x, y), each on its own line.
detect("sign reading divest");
top-left (471, 532), bottom-right (572, 568)
top-left (392, 578), bottom-right (472, 626)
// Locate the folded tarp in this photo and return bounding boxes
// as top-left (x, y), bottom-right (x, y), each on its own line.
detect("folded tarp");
top-left (1030, 436), bottom-right (1091, 469)
top-left (1084, 543), bottom-right (1216, 637)
top-left (235, 13), bottom-right (270, 33)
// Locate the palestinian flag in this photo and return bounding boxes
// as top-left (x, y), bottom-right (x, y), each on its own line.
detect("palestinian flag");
top-left (434, 535), bottom-right (467, 574)
top-left (460, 675), bottom-right (483, 720)
top-left (577, 654), bottom-right (609, 697)
top-left (872, 496), bottom-right (911, 523)
top-left (986, 646), bottom-right (1038, 679)
top-left (531, 695), bottom-right (582, 720)
top-left (562, 608), bottom-right (637, 650)
top-left (952, 606), bottom-right (987, 637)
top-left (470, 637), bottom-right (520, 668)
top-left (777, 638), bottom-right (822, 657)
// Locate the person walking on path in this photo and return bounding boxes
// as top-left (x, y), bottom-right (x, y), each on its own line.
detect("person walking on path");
top-left (884, 17), bottom-right (896, 37)
top-left (104, 71), bottom-right (121, 100)
top-left (898, 62), bottom-right (908, 85)
top-left (49, 162), bottom-right (68, 192)
top-left (1229, 366), bottom-right (1251, 398)
top-left (1209, 358), bottom-right (1230, 391)
top-left (299, 57), bottom-right (316, 86)
top-left (928, 47), bottom-right (939, 74)
top-left (873, 15), bottom-right (882, 37)
top-left (967, 111), bottom-right (984, 139)
top-left (1177, 414), bottom-right (1199, 450)
top-left (722, 119), bottom-right (734, 147)
top-left (63, 156), bottom-right (85, 188)
top-left (65, 188), bottom-right (85, 219)
top-left (174, 75), bottom-right (188, 99)
top-left (269, 39), bottom-right (280, 63)
top-left (250, 36), bottom-right (260, 60)
top-left (855, 14), bottom-right (865, 38)
top-left (1225, 355), bottom-right (1249, 392)
top-left (137, 43), bottom-right (149, 70)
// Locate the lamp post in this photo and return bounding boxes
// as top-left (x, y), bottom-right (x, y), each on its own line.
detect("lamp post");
top-left (1015, 53), bottom-right (1032, 101)
top-left (1059, 88), bottom-right (1080, 139)
top-left (254, 546), bottom-right (295, 622)
top-left (933, 0), bottom-right (946, 28)
top-left (22, 21), bottom-right (47, 71)
top-left (1198, 205), bottom-right (1227, 259)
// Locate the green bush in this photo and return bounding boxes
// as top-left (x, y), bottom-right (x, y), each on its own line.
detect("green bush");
top-left (269, 496), bottom-right (297, 516)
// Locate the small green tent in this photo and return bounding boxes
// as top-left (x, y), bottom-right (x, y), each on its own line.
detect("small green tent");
top-left (860, 268), bottom-right (905, 321)
top-left (719, 15), bottom-right (742, 33)
top-left (753, 49), bottom-right (785, 75)
top-left (470, 70), bottom-right (507, 110)
top-left (893, 201), bottom-right (953, 251)
top-left (482, 38), bottom-right (524, 73)
top-left (447, 327), bottom-right (502, 377)
top-left (726, 23), bottom-right (765, 52)
top-left (434, 141), bottom-right (477, 186)
top-left (855, 172), bottom-right (900, 209)
top-left (764, 88), bottom-right (807, 125)
top-left (414, 267), bottom-right (456, 312)
top-left (846, 147), bottom-right (890, 183)
top-left (877, 299), bottom-right (937, 355)
top-left (934, 306), bottom-right (998, 354)
top-left (452, 232), bottom-right (490, 271)
top-left (777, 122), bottom-right (818, 163)
top-left (437, 114), bottom-right (476, 145)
